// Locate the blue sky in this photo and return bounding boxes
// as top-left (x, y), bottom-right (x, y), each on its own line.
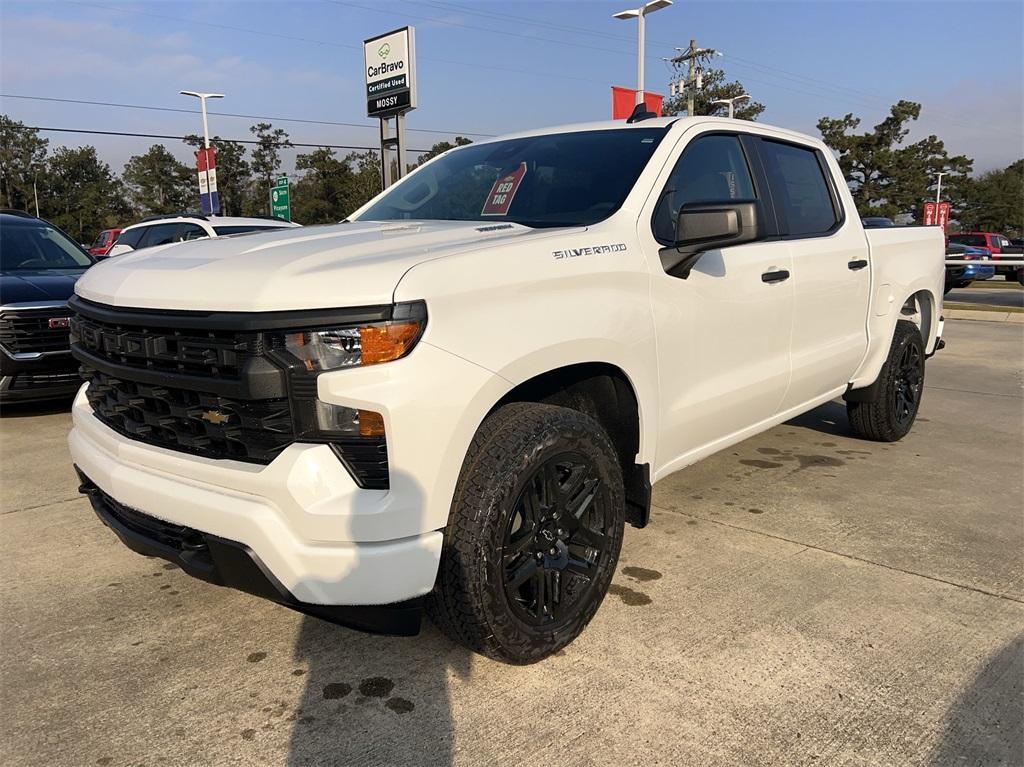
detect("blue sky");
top-left (1, 0), bottom-right (1021, 176)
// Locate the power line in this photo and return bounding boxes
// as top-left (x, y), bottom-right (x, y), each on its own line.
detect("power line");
top-left (400, 0), bottom-right (1019, 136)
top-left (73, 0), bottom-right (607, 86)
top-left (0, 94), bottom-right (495, 137)
top-left (329, 0), bottom-right (637, 58)
top-left (8, 125), bottom-right (434, 154)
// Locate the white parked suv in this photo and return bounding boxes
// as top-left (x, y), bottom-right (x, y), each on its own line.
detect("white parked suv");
top-left (104, 214), bottom-right (299, 257)
top-left (68, 117), bottom-right (944, 663)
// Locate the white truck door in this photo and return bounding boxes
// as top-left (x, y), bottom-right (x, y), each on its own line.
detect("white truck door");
top-left (754, 138), bottom-right (871, 410)
top-left (641, 132), bottom-right (794, 475)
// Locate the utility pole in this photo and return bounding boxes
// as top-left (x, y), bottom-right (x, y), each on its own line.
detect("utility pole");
top-left (712, 94), bottom-right (749, 118)
top-left (671, 40), bottom-right (721, 116)
top-left (613, 1), bottom-right (672, 106)
top-left (934, 171), bottom-right (947, 203)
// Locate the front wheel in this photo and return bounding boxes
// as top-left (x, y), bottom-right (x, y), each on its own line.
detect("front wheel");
top-left (847, 320), bottom-right (925, 442)
top-left (427, 402), bottom-right (625, 664)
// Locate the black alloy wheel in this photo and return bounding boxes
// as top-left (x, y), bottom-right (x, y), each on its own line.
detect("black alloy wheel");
top-left (502, 453), bottom-right (609, 629)
top-left (427, 402), bottom-right (625, 664)
top-left (892, 341), bottom-right (923, 426)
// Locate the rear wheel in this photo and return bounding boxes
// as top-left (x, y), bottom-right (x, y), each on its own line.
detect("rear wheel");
top-left (847, 320), bottom-right (925, 442)
top-left (427, 402), bottom-right (625, 664)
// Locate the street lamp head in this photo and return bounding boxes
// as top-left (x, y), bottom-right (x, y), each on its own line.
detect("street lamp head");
top-left (614, 0), bottom-right (670, 18)
top-left (179, 91), bottom-right (225, 100)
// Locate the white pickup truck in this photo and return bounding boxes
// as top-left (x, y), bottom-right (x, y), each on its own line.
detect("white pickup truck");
top-left (68, 116), bottom-right (944, 663)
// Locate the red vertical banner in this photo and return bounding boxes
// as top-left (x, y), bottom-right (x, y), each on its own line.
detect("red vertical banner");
top-left (937, 201), bottom-right (951, 231)
top-left (922, 201), bottom-right (937, 226)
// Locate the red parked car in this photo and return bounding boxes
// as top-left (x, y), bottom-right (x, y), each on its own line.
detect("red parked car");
top-left (947, 232), bottom-right (1019, 282)
top-left (88, 228), bottom-right (121, 258)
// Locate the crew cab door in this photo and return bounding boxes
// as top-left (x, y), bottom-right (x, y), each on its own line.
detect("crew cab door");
top-left (751, 138), bottom-right (870, 409)
top-left (640, 131), bottom-right (794, 476)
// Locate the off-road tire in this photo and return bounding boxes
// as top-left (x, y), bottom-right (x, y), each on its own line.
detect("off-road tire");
top-left (426, 402), bottom-right (625, 664)
top-left (847, 320), bottom-right (925, 442)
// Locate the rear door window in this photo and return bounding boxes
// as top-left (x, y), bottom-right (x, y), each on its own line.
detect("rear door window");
top-left (759, 140), bottom-right (839, 237)
top-left (115, 227), bottom-right (146, 250)
top-left (138, 223), bottom-right (180, 249)
top-left (177, 224), bottom-right (209, 242)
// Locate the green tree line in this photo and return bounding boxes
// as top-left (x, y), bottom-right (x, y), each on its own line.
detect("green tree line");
top-left (0, 115), bottom-right (474, 243)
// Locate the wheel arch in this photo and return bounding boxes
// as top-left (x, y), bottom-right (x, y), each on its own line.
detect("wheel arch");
top-left (488, 361), bottom-right (652, 529)
top-left (848, 285), bottom-right (939, 396)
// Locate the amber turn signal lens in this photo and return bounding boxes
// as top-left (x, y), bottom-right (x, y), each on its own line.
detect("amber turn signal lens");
top-left (358, 409), bottom-right (386, 437)
top-left (359, 322), bottom-right (421, 366)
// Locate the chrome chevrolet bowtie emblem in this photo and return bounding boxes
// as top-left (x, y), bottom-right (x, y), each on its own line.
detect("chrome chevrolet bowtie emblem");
top-left (201, 410), bottom-right (230, 425)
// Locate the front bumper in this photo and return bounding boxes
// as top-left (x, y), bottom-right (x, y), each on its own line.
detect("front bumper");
top-left (0, 349), bottom-right (80, 403)
top-left (68, 387), bottom-right (444, 608)
top-left (77, 469), bottom-right (423, 635)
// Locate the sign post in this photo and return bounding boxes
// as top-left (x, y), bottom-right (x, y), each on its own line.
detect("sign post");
top-left (270, 175), bottom-right (291, 222)
top-left (364, 26), bottom-right (417, 189)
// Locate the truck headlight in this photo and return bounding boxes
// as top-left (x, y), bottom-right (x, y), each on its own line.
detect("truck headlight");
top-left (283, 319), bottom-right (424, 371)
top-left (273, 301), bottom-right (426, 490)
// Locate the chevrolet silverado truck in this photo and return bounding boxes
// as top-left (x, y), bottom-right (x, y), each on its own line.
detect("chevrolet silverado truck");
top-left (68, 117), bottom-right (944, 664)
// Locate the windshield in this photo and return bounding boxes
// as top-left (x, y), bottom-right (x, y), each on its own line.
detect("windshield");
top-left (355, 128), bottom-right (668, 228)
top-left (1, 219), bottom-right (93, 271)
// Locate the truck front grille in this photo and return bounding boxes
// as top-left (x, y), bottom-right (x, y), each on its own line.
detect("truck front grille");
top-left (83, 368), bottom-right (294, 464)
top-left (0, 307), bottom-right (73, 354)
top-left (71, 313), bottom-right (255, 378)
top-left (70, 298), bottom-right (391, 488)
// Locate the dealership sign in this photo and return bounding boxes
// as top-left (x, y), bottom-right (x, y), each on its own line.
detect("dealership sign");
top-left (364, 26), bottom-right (417, 118)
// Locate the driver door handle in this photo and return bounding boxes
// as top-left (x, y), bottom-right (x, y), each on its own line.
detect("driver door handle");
top-left (761, 269), bottom-right (790, 284)
top-left (848, 259), bottom-right (868, 270)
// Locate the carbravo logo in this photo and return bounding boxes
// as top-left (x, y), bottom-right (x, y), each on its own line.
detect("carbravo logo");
top-left (378, 43), bottom-right (391, 58)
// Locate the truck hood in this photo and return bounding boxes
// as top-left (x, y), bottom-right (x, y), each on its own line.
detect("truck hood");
top-left (74, 220), bottom-right (553, 311)
top-left (1, 269), bottom-right (88, 306)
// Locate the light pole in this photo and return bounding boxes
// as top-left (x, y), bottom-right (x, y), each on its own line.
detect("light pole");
top-left (614, 0), bottom-right (672, 106)
top-left (712, 94), bottom-right (749, 119)
top-left (179, 90), bottom-right (224, 149)
top-left (933, 171), bottom-right (947, 203)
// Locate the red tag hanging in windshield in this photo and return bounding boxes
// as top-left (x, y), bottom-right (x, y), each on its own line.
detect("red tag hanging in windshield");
top-left (481, 162), bottom-right (527, 216)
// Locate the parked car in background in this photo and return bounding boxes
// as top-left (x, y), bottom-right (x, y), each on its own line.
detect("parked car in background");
top-left (947, 231), bottom-right (1017, 281)
top-left (89, 228), bottom-right (122, 258)
top-left (107, 214), bottom-right (300, 257)
top-left (0, 210), bottom-right (94, 403)
top-left (944, 242), bottom-right (994, 293)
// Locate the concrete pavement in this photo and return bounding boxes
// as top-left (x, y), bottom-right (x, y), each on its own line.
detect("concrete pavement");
top-left (1, 319), bottom-right (1021, 767)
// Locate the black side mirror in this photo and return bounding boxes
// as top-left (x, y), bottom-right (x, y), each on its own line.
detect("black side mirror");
top-left (660, 200), bottom-right (764, 278)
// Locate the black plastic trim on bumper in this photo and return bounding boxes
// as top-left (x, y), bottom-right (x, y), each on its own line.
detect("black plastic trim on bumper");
top-left (76, 468), bottom-right (423, 636)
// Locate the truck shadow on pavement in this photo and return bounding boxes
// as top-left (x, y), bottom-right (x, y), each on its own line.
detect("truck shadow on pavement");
top-left (927, 633), bottom-right (1023, 766)
top-left (784, 400), bottom-right (853, 438)
top-left (285, 468), bottom-right (470, 767)
top-left (286, 615), bottom-right (471, 767)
